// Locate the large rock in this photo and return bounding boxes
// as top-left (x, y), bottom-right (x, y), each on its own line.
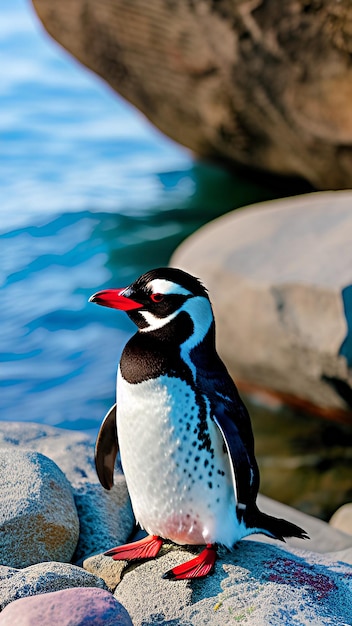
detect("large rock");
top-left (172, 191), bottom-right (352, 420)
top-left (0, 587), bottom-right (132, 626)
top-left (32, 0), bottom-right (352, 189)
top-left (0, 561), bottom-right (107, 611)
top-left (0, 422), bottom-right (134, 563)
top-left (84, 494), bottom-right (352, 592)
top-left (114, 540), bottom-right (352, 626)
top-left (0, 449), bottom-right (79, 568)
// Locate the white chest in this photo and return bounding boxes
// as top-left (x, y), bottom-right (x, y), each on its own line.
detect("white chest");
top-left (116, 368), bottom-right (243, 547)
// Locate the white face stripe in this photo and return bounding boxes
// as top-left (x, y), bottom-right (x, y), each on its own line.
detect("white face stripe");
top-left (147, 279), bottom-right (191, 297)
top-left (139, 309), bottom-right (178, 332)
top-left (179, 297), bottom-right (213, 380)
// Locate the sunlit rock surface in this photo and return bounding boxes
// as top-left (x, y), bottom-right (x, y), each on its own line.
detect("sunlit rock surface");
top-left (0, 449), bottom-right (79, 568)
top-left (32, 0), bottom-right (352, 189)
top-left (0, 421), bottom-right (351, 624)
top-left (113, 540), bottom-right (352, 626)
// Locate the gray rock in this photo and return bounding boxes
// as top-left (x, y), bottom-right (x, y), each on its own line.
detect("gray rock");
top-left (0, 421), bottom-right (99, 486)
top-left (114, 541), bottom-right (352, 626)
top-left (0, 421), bottom-right (134, 563)
top-left (0, 587), bottom-right (132, 626)
top-left (330, 503), bottom-right (352, 536)
top-left (83, 553), bottom-right (126, 591)
top-left (0, 561), bottom-right (107, 611)
top-left (172, 191), bottom-right (352, 417)
top-left (0, 449), bottom-right (79, 568)
top-left (73, 476), bottom-right (132, 564)
top-left (86, 496), bottom-right (352, 591)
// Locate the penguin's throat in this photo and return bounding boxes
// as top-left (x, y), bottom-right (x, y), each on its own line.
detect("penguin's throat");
top-left (120, 301), bottom-right (214, 386)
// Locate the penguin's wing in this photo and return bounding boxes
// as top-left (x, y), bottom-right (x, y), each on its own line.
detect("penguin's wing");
top-left (195, 353), bottom-right (260, 515)
top-left (94, 403), bottom-right (118, 490)
top-left (213, 403), bottom-right (259, 519)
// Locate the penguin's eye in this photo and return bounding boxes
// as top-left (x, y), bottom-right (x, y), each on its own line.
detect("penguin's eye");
top-left (150, 293), bottom-right (164, 303)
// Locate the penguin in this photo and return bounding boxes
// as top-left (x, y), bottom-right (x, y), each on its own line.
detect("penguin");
top-left (89, 267), bottom-right (308, 580)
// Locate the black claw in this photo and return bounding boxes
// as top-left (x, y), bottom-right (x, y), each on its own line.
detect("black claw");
top-left (162, 570), bottom-right (176, 580)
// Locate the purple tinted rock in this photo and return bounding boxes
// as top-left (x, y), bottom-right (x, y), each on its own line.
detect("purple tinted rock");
top-left (0, 587), bottom-right (132, 626)
top-left (0, 561), bottom-right (107, 611)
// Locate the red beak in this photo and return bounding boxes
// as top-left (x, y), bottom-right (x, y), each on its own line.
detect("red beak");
top-left (89, 288), bottom-right (142, 311)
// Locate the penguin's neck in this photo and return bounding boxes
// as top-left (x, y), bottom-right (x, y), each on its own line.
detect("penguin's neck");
top-left (120, 312), bottom-right (194, 384)
top-left (120, 306), bottom-right (216, 386)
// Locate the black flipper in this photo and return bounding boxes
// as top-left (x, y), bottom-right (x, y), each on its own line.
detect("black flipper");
top-left (94, 403), bottom-right (118, 490)
top-left (214, 413), bottom-right (308, 539)
top-left (190, 325), bottom-right (260, 518)
top-left (213, 410), bottom-right (258, 519)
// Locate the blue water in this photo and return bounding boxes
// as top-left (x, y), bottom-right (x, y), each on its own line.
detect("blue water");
top-left (0, 0), bottom-right (303, 435)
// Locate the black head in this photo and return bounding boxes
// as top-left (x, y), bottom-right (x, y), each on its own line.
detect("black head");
top-left (89, 267), bottom-right (212, 332)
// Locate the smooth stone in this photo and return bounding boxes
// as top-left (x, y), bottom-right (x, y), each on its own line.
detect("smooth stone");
top-left (114, 541), bottom-right (352, 626)
top-left (83, 553), bottom-right (127, 591)
top-left (330, 503), bottom-right (352, 536)
top-left (0, 561), bottom-right (107, 611)
top-left (0, 449), bottom-right (79, 568)
top-left (172, 191), bottom-right (352, 418)
top-left (0, 421), bottom-right (134, 562)
top-left (0, 587), bottom-right (132, 626)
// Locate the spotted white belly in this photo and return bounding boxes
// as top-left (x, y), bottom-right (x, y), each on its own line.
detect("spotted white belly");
top-left (116, 368), bottom-right (245, 547)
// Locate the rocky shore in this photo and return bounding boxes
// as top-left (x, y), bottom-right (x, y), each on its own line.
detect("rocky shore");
top-left (0, 420), bottom-right (351, 625)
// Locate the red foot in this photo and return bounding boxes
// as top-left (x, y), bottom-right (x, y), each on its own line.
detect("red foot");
top-left (105, 535), bottom-right (163, 561)
top-left (163, 544), bottom-right (217, 580)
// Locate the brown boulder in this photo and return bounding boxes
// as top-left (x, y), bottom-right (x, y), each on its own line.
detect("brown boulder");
top-left (32, 0), bottom-right (352, 188)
